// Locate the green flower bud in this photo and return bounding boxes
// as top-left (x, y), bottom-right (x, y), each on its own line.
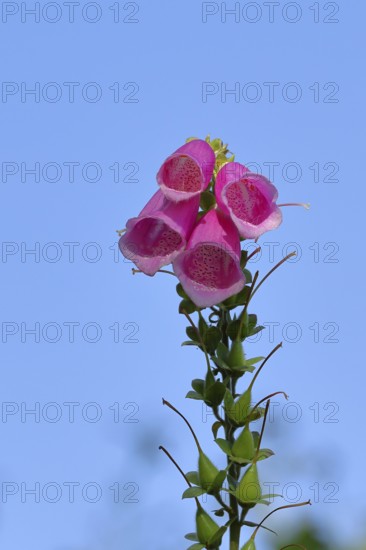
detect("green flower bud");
top-left (196, 506), bottom-right (220, 545)
top-left (235, 463), bottom-right (261, 504)
top-left (231, 424), bottom-right (255, 460)
top-left (241, 538), bottom-right (256, 550)
top-left (227, 340), bottom-right (246, 369)
top-left (226, 388), bottom-right (252, 426)
top-left (198, 451), bottom-right (220, 493)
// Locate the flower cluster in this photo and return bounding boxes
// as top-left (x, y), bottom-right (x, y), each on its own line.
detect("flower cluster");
top-left (119, 137), bottom-right (283, 308)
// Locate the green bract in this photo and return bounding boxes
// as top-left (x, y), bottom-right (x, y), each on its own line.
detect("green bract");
top-left (235, 464), bottom-right (262, 504)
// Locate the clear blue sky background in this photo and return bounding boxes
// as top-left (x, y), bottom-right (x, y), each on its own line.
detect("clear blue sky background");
top-left (0, 1), bottom-right (364, 549)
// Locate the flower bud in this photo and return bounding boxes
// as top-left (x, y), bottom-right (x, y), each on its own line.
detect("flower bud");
top-left (227, 340), bottom-right (246, 369)
top-left (196, 506), bottom-right (220, 545)
top-left (231, 424), bottom-right (255, 460)
top-left (226, 388), bottom-right (252, 426)
top-left (241, 539), bottom-right (256, 550)
top-left (235, 464), bottom-right (261, 504)
top-left (198, 451), bottom-right (220, 493)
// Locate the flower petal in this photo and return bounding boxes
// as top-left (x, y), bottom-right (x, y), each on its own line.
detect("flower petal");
top-left (173, 209), bottom-right (245, 307)
top-left (157, 139), bottom-right (215, 202)
top-left (119, 191), bottom-right (200, 275)
top-left (215, 163), bottom-right (282, 239)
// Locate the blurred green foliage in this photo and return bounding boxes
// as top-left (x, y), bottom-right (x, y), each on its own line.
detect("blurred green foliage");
top-left (271, 523), bottom-right (366, 550)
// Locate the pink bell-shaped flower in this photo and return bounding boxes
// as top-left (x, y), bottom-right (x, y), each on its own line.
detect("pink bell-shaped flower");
top-left (173, 209), bottom-right (246, 308)
top-left (119, 190), bottom-right (200, 276)
top-left (215, 162), bottom-right (282, 240)
top-left (157, 139), bottom-right (215, 202)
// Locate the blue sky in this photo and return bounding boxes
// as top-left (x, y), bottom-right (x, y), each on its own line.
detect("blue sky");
top-left (0, 1), bottom-right (364, 549)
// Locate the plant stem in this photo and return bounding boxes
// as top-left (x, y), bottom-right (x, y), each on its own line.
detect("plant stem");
top-left (220, 307), bottom-right (242, 550)
top-left (229, 519), bottom-right (241, 550)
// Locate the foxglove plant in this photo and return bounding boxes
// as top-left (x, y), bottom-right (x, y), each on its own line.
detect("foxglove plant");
top-left (119, 137), bottom-right (310, 550)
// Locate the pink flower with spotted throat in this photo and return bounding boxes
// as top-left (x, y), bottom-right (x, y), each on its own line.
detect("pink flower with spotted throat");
top-left (173, 209), bottom-right (246, 308)
top-left (215, 162), bottom-right (282, 239)
top-left (119, 190), bottom-right (200, 276)
top-left (157, 139), bottom-right (215, 202)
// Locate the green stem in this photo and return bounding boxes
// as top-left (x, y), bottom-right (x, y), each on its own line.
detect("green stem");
top-left (229, 519), bottom-right (241, 550)
top-left (221, 307), bottom-right (242, 550)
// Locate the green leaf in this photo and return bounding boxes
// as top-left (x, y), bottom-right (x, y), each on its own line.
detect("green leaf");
top-left (205, 368), bottom-right (215, 389)
top-left (216, 342), bottom-right (229, 361)
top-left (176, 283), bottom-right (189, 299)
top-left (186, 391), bottom-right (204, 400)
top-left (243, 268), bottom-right (252, 283)
top-left (186, 471), bottom-right (201, 485)
top-left (191, 378), bottom-right (205, 394)
top-left (186, 326), bottom-right (198, 341)
top-left (179, 299), bottom-right (197, 315)
top-left (200, 190), bottom-right (216, 211)
top-left (182, 341), bottom-right (201, 348)
top-left (215, 438), bottom-right (232, 455)
top-left (222, 285), bottom-right (251, 308)
top-left (182, 486), bottom-right (207, 499)
top-left (261, 493), bottom-right (283, 501)
top-left (244, 356), bottom-right (264, 366)
top-left (240, 250), bottom-right (248, 269)
top-left (224, 389), bottom-right (235, 411)
top-left (212, 469), bottom-right (227, 491)
top-left (211, 421), bottom-right (223, 439)
top-left (204, 326), bottom-right (222, 354)
top-left (227, 473), bottom-right (238, 491)
top-left (231, 365), bottom-right (256, 376)
top-left (212, 356), bottom-right (231, 372)
top-left (207, 525), bottom-right (227, 547)
top-left (213, 508), bottom-right (225, 517)
top-left (251, 431), bottom-right (260, 448)
top-left (187, 544), bottom-right (205, 550)
top-left (248, 313), bottom-right (258, 328)
top-left (257, 448), bottom-right (275, 461)
top-left (185, 533), bottom-right (199, 541)
top-left (227, 319), bottom-right (246, 341)
top-left (247, 325), bottom-right (265, 338)
top-left (248, 407), bottom-right (265, 422)
top-left (204, 381), bottom-right (226, 407)
top-left (198, 314), bottom-right (208, 336)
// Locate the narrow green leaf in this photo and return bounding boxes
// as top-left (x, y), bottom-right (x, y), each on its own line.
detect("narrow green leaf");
top-left (257, 448), bottom-right (275, 461)
top-left (182, 340), bottom-right (201, 348)
top-left (186, 471), bottom-right (200, 485)
top-left (186, 391), bottom-right (204, 400)
top-left (207, 525), bottom-right (227, 546)
top-left (240, 250), bottom-right (248, 269)
top-left (185, 533), bottom-right (199, 541)
top-left (243, 269), bottom-right (252, 283)
top-left (191, 378), bottom-right (205, 394)
top-left (244, 356), bottom-right (264, 366)
top-left (182, 486), bottom-right (207, 499)
top-left (211, 421), bottom-right (223, 439)
top-left (215, 438), bottom-right (232, 455)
